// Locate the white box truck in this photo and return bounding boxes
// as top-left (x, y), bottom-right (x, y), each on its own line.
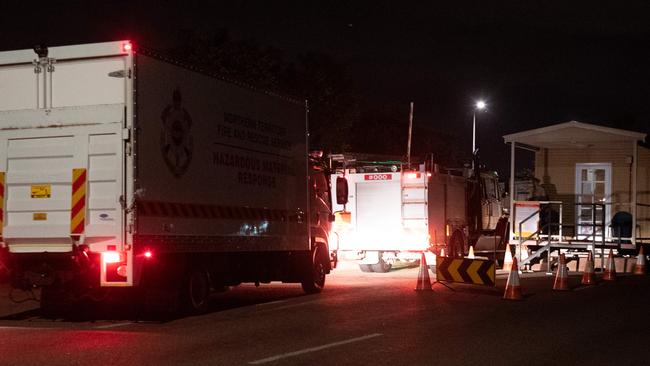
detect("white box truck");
top-left (0, 41), bottom-right (344, 314)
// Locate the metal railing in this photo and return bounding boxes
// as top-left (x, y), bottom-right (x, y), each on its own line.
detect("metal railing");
top-left (516, 201), bottom-right (563, 272)
top-left (514, 202), bottom-right (622, 272)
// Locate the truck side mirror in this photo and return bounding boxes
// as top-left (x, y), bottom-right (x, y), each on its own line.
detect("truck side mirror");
top-left (336, 176), bottom-right (348, 205)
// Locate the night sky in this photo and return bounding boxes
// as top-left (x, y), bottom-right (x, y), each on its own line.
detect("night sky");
top-left (2, 1), bottom-right (649, 175)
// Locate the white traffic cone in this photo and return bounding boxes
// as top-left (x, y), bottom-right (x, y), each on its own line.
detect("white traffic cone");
top-left (502, 243), bottom-right (513, 272)
top-left (503, 257), bottom-right (523, 300)
top-left (415, 252), bottom-right (433, 291)
top-left (581, 251), bottom-right (596, 286)
top-left (603, 249), bottom-right (617, 281)
top-left (553, 253), bottom-right (570, 291)
top-left (634, 246), bottom-right (646, 275)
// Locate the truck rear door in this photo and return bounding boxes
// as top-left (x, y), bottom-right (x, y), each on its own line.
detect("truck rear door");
top-left (1, 125), bottom-right (125, 253)
top-left (0, 42), bottom-right (131, 256)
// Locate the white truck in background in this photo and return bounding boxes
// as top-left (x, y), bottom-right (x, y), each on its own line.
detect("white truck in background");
top-left (329, 154), bottom-right (508, 272)
top-left (0, 41), bottom-right (345, 315)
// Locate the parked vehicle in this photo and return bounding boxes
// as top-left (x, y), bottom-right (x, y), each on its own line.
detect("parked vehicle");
top-left (0, 41), bottom-right (345, 314)
top-left (329, 154), bottom-right (508, 272)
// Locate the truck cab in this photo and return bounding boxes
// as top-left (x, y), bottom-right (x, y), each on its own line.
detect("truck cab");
top-left (308, 152), bottom-right (338, 269)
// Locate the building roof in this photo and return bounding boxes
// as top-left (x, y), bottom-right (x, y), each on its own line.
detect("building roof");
top-left (503, 121), bottom-right (646, 148)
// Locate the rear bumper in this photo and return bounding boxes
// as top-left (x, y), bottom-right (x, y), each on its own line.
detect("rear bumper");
top-left (336, 230), bottom-right (430, 252)
top-left (6, 249), bottom-right (100, 290)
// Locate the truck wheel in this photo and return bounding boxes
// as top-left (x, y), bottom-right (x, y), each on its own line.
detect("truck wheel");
top-left (302, 247), bottom-right (327, 294)
top-left (358, 264), bottom-right (374, 272)
top-left (183, 268), bottom-right (210, 315)
top-left (371, 258), bottom-right (392, 273)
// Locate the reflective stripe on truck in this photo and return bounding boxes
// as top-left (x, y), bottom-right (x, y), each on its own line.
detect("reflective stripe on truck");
top-left (138, 200), bottom-right (301, 221)
top-left (70, 168), bottom-right (87, 237)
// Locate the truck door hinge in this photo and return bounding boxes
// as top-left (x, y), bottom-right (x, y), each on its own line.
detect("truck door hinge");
top-left (123, 128), bottom-right (133, 155)
top-left (32, 57), bottom-right (56, 73)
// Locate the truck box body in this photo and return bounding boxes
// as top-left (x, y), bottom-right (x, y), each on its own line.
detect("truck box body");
top-left (135, 50), bottom-right (308, 253)
top-left (332, 169), bottom-right (465, 254)
top-left (330, 158), bottom-right (506, 271)
top-left (332, 171), bottom-right (428, 253)
top-left (0, 41), bottom-right (321, 294)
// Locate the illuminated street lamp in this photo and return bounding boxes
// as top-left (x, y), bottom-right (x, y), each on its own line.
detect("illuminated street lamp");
top-left (471, 100), bottom-right (486, 171)
top-left (472, 100), bottom-right (487, 158)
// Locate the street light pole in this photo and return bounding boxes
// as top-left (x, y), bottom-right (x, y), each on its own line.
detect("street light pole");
top-left (472, 100), bottom-right (486, 170)
top-left (472, 112), bottom-right (477, 156)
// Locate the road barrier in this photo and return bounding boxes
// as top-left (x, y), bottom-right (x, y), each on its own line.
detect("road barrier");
top-left (436, 256), bottom-right (495, 286)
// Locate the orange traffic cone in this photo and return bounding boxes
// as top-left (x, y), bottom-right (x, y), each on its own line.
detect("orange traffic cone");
top-left (603, 249), bottom-right (617, 281)
top-left (502, 243), bottom-right (513, 272)
top-left (553, 253), bottom-right (570, 291)
top-left (503, 257), bottom-right (523, 300)
top-left (415, 252), bottom-right (433, 291)
top-left (634, 246), bottom-right (646, 275)
top-left (581, 251), bottom-right (596, 285)
top-left (467, 246), bottom-right (475, 259)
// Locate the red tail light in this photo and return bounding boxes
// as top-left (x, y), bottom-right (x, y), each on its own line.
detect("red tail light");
top-left (144, 250), bottom-right (153, 258)
top-left (122, 42), bottom-right (133, 53)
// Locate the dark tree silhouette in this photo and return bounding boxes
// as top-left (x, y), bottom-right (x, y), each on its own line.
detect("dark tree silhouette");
top-left (165, 29), bottom-right (357, 153)
top-left (163, 28), bottom-right (466, 167)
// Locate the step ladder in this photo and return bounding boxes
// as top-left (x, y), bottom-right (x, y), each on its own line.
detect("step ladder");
top-left (401, 171), bottom-right (428, 230)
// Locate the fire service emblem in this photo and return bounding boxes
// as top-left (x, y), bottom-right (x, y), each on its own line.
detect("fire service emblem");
top-left (160, 88), bottom-right (193, 177)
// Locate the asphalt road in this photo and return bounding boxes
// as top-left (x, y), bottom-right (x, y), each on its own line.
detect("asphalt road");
top-left (1, 261), bottom-right (649, 366)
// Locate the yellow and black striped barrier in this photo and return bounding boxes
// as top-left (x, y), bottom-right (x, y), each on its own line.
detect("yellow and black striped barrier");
top-left (436, 256), bottom-right (496, 287)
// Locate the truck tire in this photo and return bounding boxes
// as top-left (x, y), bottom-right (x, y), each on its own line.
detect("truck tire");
top-left (358, 264), bottom-right (373, 272)
top-left (301, 247), bottom-right (327, 294)
top-left (370, 258), bottom-right (392, 273)
top-left (182, 268), bottom-right (210, 315)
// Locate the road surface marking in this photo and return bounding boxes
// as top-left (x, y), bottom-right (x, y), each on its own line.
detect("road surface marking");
top-left (248, 333), bottom-right (383, 364)
top-left (0, 326), bottom-right (48, 330)
top-left (255, 299), bottom-right (289, 307)
top-left (93, 322), bottom-right (133, 329)
top-left (262, 299), bottom-right (320, 312)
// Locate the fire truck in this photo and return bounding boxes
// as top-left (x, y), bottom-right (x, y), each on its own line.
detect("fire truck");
top-left (329, 154), bottom-right (508, 272)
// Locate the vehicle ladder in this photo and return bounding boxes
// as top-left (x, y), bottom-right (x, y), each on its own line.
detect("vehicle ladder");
top-left (400, 170), bottom-right (429, 231)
